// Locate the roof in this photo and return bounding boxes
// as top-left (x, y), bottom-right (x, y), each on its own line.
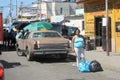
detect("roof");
top-left (31, 30), bottom-right (58, 33)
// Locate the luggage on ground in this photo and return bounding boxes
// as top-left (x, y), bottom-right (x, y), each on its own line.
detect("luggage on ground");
top-left (89, 60), bottom-right (103, 72)
top-left (78, 61), bottom-right (90, 72)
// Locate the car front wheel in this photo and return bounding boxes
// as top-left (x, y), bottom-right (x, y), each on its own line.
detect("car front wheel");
top-left (16, 47), bottom-right (24, 56)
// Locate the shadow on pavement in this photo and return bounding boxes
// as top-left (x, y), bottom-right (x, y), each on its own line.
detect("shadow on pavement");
top-left (1, 45), bottom-right (16, 52)
top-left (65, 79), bottom-right (84, 80)
top-left (0, 60), bottom-right (21, 69)
top-left (33, 54), bottom-right (76, 63)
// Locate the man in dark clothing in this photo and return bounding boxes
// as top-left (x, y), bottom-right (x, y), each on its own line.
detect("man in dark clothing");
top-left (62, 26), bottom-right (68, 38)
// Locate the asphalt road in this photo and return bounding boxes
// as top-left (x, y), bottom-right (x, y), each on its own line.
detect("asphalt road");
top-left (0, 49), bottom-right (120, 80)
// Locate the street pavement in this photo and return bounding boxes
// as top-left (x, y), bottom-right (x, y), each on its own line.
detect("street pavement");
top-left (1, 45), bottom-right (120, 72)
top-left (70, 50), bottom-right (120, 72)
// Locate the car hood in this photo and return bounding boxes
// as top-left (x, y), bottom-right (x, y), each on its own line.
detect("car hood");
top-left (33, 38), bottom-right (69, 44)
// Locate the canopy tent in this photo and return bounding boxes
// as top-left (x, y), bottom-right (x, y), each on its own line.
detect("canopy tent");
top-left (12, 21), bottom-right (30, 30)
top-left (23, 21), bottom-right (53, 32)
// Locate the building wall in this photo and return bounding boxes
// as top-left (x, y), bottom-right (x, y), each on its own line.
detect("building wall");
top-left (45, 2), bottom-right (76, 18)
top-left (47, 3), bottom-right (53, 18)
top-left (18, 2), bottom-right (76, 21)
top-left (44, 2), bottom-right (76, 19)
top-left (114, 0), bottom-right (120, 52)
top-left (41, 3), bottom-right (48, 19)
top-left (54, 2), bottom-right (76, 16)
top-left (82, 0), bottom-right (120, 52)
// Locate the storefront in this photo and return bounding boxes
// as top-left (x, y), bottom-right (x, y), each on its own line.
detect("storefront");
top-left (76, 0), bottom-right (120, 53)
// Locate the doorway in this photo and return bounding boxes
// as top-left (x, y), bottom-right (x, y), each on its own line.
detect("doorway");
top-left (95, 17), bottom-right (111, 51)
top-left (95, 17), bottom-right (102, 47)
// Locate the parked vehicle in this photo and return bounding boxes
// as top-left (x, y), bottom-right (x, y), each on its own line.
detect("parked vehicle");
top-left (16, 30), bottom-right (70, 61)
top-left (0, 51), bottom-right (4, 80)
top-left (0, 63), bottom-right (4, 80)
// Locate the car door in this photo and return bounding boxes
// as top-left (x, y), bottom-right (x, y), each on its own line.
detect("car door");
top-left (17, 36), bottom-right (25, 50)
top-left (23, 32), bottom-right (30, 50)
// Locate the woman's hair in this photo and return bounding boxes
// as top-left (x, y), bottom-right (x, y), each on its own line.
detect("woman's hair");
top-left (74, 28), bottom-right (80, 35)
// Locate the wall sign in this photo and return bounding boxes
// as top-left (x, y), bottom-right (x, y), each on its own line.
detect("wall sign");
top-left (102, 18), bottom-right (106, 26)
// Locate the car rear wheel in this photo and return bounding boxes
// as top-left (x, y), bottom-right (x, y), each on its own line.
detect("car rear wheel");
top-left (26, 50), bottom-right (33, 61)
top-left (60, 54), bottom-right (68, 60)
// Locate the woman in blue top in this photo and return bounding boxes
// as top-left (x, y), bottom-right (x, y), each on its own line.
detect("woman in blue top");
top-left (72, 29), bottom-right (85, 67)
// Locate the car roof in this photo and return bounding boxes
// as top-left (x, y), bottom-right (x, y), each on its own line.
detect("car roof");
top-left (31, 30), bottom-right (58, 33)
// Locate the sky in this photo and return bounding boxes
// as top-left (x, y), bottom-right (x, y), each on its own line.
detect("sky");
top-left (0, 0), bottom-right (36, 19)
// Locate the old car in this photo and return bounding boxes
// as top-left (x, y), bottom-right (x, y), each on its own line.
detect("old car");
top-left (16, 30), bottom-right (70, 61)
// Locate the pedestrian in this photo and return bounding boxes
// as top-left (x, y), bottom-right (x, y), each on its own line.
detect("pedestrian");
top-left (24, 29), bottom-right (29, 36)
top-left (16, 30), bottom-right (24, 41)
top-left (71, 29), bottom-right (85, 67)
top-left (68, 27), bottom-right (73, 40)
top-left (3, 29), bottom-right (9, 46)
top-left (61, 26), bottom-right (68, 38)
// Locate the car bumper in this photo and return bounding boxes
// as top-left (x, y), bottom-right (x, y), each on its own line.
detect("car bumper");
top-left (32, 49), bottom-right (69, 55)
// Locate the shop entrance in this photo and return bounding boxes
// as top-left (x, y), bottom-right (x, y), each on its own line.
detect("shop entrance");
top-left (95, 17), bottom-right (111, 51)
top-left (95, 17), bottom-right (102, 47)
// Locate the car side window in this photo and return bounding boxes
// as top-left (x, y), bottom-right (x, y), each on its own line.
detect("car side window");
top-left (44, 32), bottom-right (61, 37)
top-left (32, 32), bottom-right (61, 38)
top-left (33, 33), bottom-right (37, 38)
top-left (33, 33), bottom-right (45, 38)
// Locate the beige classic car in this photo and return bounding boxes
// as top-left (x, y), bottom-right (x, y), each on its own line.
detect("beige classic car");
top-left (16, 30), bottom-right (70, 61)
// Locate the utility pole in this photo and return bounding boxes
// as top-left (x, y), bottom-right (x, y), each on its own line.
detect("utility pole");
top-left (38, 0), bottom-right (41, 21)
top-left (20, 2), bottom-right (23, 21)
top-left (9, 0), bottom-right (12, 23)
top-left (16, 0), bottom-right (18, 20)
top-left (105, 0), bottom-right (109, 56)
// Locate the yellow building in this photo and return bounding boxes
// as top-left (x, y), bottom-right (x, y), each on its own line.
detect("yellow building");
top-left (76, 0), bottom-right (120, 53)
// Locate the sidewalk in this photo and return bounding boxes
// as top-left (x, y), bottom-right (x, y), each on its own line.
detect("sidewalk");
top-left (70, 50), bottom-right (120, 72)
top-left (85, 50), bottom-right (120, 72)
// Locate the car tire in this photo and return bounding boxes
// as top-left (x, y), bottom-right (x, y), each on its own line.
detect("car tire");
top-left (16, 47), bottom-right (24, 56)
top-left (60, 54), bottom-right (68, 60)
top-left (26, 50), bottom-right (33, 61)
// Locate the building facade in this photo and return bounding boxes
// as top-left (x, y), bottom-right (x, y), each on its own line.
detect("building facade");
top-left (76, 0), bottom-right (120, 53)
top-left (17, 2), bottom-right (76, 22)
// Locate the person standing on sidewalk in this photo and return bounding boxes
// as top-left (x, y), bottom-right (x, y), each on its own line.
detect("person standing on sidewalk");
top-left (72, 29), bottom-right (85, 67)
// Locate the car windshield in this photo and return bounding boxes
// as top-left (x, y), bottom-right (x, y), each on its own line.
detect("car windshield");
top-left (32, 32), bottom-right (61, 38)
